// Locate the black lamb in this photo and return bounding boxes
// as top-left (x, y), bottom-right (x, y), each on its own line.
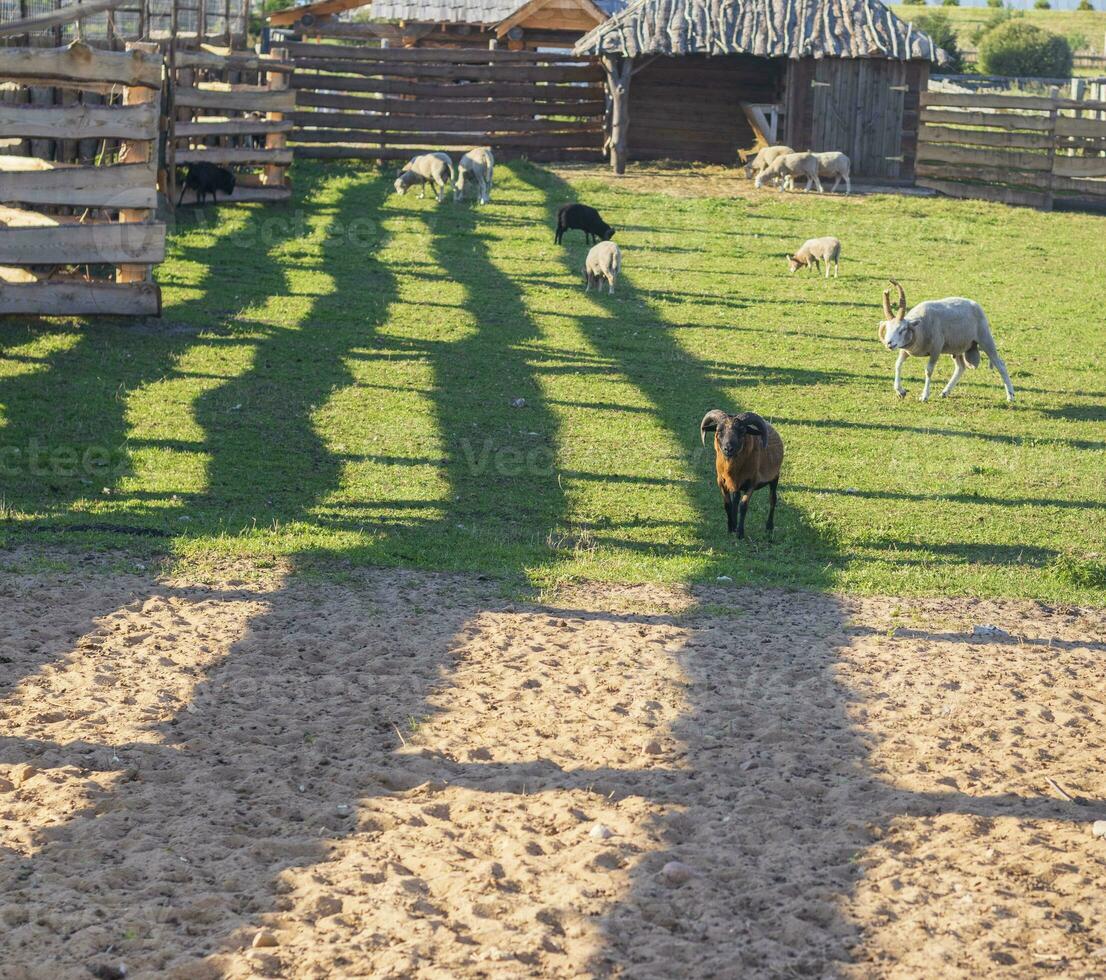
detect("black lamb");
top-left (555, 203), bottom-right (615, 245)
top-left (177, 162), bottom-right (236, 207)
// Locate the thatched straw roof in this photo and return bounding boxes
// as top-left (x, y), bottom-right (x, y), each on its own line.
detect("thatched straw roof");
top-left (574, 0), bottom-right (941, 62)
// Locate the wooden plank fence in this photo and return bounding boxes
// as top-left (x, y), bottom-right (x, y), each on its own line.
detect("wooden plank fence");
top-left (167, 44), bottom-right (293, 205)
top-left (916, 89), bottom-right (1106, 211)
top-left (289, 38), bottom-right (605, 164)
top-left (0, 41), bottom-right (164, 317)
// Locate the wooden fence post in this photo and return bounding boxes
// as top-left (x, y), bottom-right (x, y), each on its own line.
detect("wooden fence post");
top-left (264, 48), bottom-right (289, 189)
top-left (602, 54), bottom-right (630, 175)
top-left (119, 41), bottom-right (160, 284)
top-left (1045, 84), bottom-right (1059, 212)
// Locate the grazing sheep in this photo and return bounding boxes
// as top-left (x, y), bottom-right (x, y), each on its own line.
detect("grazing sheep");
top-left (584, 240), bottom-right (621, 294)
top-left (755, 152), bottom-right (823, 193)
top-left (811, 151), bottom-right (851, 195)
top-left (394, 152), bottom-right (454, 202)
top-left (743, 144), bottom-right (795, 180)
top-left (456, 146), bottom-right (494, 204)
top-left (555, 203), bottom-right (614, 245)
top-left (878, 279), bottom-right (1015, 403)
top-left (700, 410), bottom-right (784, 538)
top-left (177, 162), bottom-right (235, 206)
top-left (787, 237), bottom-right (841, 279)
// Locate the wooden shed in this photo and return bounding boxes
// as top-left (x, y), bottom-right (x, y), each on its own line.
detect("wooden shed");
top-left (574, 0), bottom-right (942, 180)
top-left (271, 0), bottom-right (610, 49)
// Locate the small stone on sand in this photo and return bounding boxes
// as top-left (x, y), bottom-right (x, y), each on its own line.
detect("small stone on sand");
top-left (1092, 820), bottom-right (1106, 839)
top-left (252, 929), bottom-right (279, 948)
top-left (14, 765), bottom-right (35, 788)
top-left (661, 861), bottom-right (694, 886)
top-left (643, 739), bottom-right (663, 756)
top-left (589, 823), bottom-right (614, 840)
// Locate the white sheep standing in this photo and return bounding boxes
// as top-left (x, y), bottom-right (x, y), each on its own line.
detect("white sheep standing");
top-left (811, 151), bottom-right (851, 195)
top-left (394, 152), bottom-right (455, 202)
top-left (878, 280), bottom-right (1015, 403)
top-left (743, 144), bottom-right (795, 180)
top-left (787, 237), bottom-right (841, 278)
top-left (584, 240), bottom-right (621, 294)
top-left (755, 152), bottom-right (823, 193)
top-left (456, 146), bottom-right (494, 204)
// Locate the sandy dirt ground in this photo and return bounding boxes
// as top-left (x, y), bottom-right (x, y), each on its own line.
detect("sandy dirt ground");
top-left (1, 557), bottom-right (1105, 979)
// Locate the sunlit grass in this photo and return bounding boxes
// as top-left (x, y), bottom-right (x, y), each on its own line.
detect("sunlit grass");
top-left (0, 160), bottom-right (1102, 603)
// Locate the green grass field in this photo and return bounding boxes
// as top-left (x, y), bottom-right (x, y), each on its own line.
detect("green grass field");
top-left (1, 160), bottom-right (1104, 601)
top-left (891, 3), bottom-right (1106, 55)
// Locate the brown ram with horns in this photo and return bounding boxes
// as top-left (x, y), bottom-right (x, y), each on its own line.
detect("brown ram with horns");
top-left (700, 411), bottom-right (785, 538)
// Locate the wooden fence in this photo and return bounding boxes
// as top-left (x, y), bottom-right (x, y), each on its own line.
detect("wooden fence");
top-left (168, 43), bottom-right (293, 204)
top-left (916, 89), bottom-right (1106, 211)
top-left (0, 41), bottom-right (164, 316)
top-left (288, 39), bottom-right (605, 164)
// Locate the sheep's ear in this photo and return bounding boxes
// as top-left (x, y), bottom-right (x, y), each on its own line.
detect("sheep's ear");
top-left (700, 410), bottom-right (728, 446)
top-left (878, 321), bottom-right (888, 343)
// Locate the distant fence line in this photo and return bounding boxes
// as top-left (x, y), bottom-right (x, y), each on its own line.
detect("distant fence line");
top-left (288, 31), bottom-right (606, 165)
top-left (916, 87), bottom-right (1106, 210)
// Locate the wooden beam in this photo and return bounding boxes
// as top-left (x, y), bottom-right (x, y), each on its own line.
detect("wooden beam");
top-left (285, 42), bottom-right (587, 63)
top-left (291, 59), bottom-right (602, 82)
top-left (916, 177), bottom-right (1049, 209)
top-left (0, 162), bottom-right (157, 208)
top-left (175, 86), bottom-right (296, 113)
top-left (495, 0), bottom-right (604, 37)
top-left (919, 108), bottom-right (1053, 132)
top-left (0, 101), bottom-right (159, 141)
top-left (118, 41), bottom-right (159, 286)
top-left (267, 0), bottom-right (370, 27)
top-left (295, 89), bottom-right (605, 117)
top-left (919, 124), bottom-right (1052, 151)
top-left (264, 49), bottom-right (290, 189)
top-left (601, 54), bottom-right (631, 175)
top-left (291, 129), bottom-right (599, 148)
top-left (176, 118), bottom-right (294, 138)
top-left (0, 223), bottom-right (166, 265)
top-left (291, 74), bottom-right (602, 101)
top-left (0, 0), bottom-right (128, 37)
top-left (173, 47), bottom-right (293, 73)
top-left (0, 41), bottom-right (163, 89)
top-left (176, 146), bottom-right (294, 165)
top-left (290, 110), bottom-right (601, 134)
top-left (0, 280), bottom-right (161, 316)
top-left (178, 184), bottom-right (292, 204)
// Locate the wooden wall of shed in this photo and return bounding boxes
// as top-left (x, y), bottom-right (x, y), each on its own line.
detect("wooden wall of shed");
top-left (784, 56), bottom-right (928, 182)
top-left (627, 55), bottom-right (783, 163)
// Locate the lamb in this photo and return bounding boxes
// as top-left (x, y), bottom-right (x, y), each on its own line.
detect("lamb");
top-left (811, 151), bottom-right (851, 195)
top-left (394, 152), bottom-right (455, 202)
top-left (700, 410), bottom-right (784, 539)
top-left (743, 144), bottom-right (795, 180)
top-left (878, 279), bottom-right (1015, 403)
top-left (787, 237), bottom-right (841, 279)
top-left (555, 203), bottom-right (614, 245)
top-left (754, 152), bottom-right (823, 193)
top-left (455, 146), bottom-right (494, 204)
top-left (177, 161), bottom-right (236, 206)
top-left (584, 240), bottom-right (621, 294)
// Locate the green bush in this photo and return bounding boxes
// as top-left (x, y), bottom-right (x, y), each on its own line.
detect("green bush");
top-left (900, 0), bottom-right (925, 6)
top-left (971, 8), bottom-right (1018, 45)
top-left (1077, 0), bottom-right (1094, 10)
top-left (979, 20), bottom-right (1073, 76)
top-left (914, 10), bottom-right (967, 73)
top-left (941, 0), bottom-right (960, 6)
top-left (1034, 0), bottom-right (1051, 9)
top-left (986, 0), bottom-right (1003, 7)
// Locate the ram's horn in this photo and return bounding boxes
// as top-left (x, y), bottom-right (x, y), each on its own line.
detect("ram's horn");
top-left (891, 279), bottom-right (907, 318)
top-left (700, 410), bottom-right (728, 446)
top-left (882, 287), bottom-right (893, 321)
top-left (738, 412), bottom-right (770, 450)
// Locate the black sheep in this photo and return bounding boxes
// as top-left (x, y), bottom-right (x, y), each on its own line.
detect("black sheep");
top-left (177, 162), bottom-right (236, 207)
top-left (555, 203), bottom-right (615, 245)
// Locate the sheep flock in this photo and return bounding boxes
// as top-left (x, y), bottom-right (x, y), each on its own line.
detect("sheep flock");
top-left (393, 145), bottom-right (1017, 541)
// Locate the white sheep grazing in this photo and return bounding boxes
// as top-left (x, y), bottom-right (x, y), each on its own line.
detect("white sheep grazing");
top-left (755, 152), bottom-right (823, 193)
top-left (743, 144), bottom-right (795, 180)
top-left (878, 280), bottom-right (1014, 403)
top-left (787, 237), bottom-right (841, 278)
top-left (811, 151), bottom-right (851, 195)
top-left (456, 146), bottom-right (494, 204)
top-left (395, 152), bottom-right (454, 202)
top-left (584, 240), bottom-right (621, 294)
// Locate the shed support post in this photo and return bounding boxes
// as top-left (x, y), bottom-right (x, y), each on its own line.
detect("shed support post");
top-left (602, 54), bottom-right (631, 175)
top-left (118, 41), bottom-right (160, 285)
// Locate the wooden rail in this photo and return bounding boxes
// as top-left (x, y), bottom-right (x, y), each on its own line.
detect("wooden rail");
top-left (0, 42), bottom-right (164, 317)
top-left (916, 89), bottom-right (1106, 211)
top-left (289, 42), bottom-right (605, 164)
